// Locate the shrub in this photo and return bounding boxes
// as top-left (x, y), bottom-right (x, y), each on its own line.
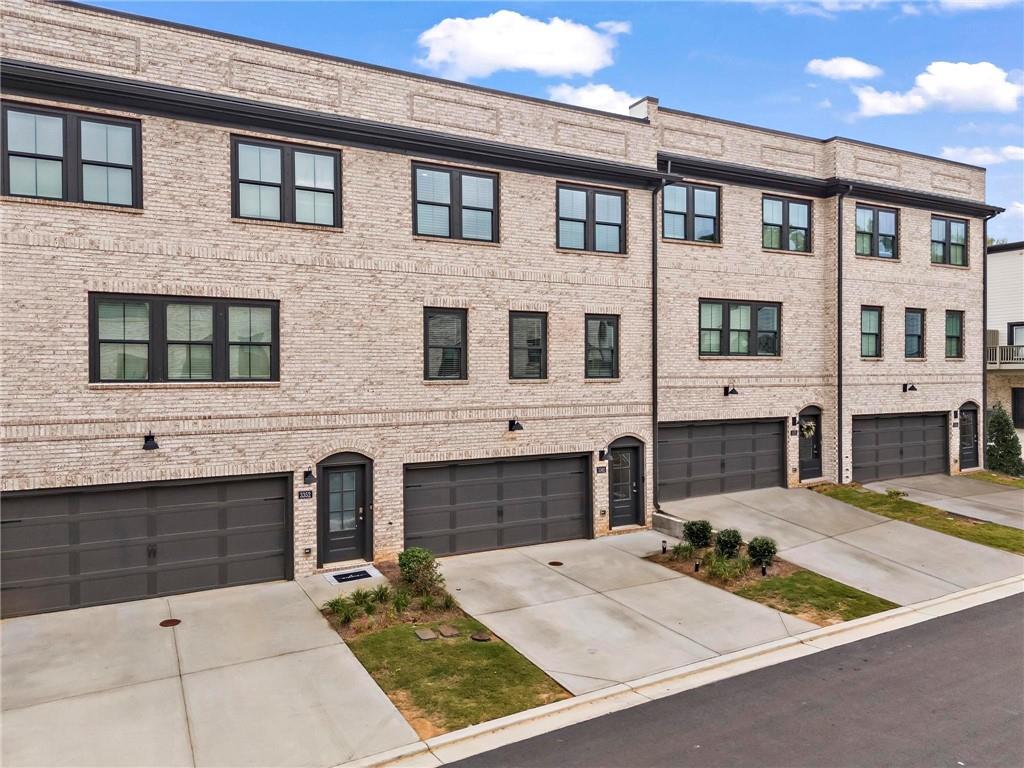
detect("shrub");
top-left (348, 587), bottom-right (373, 608)
top-left (440, 591), bottom-right (458, 611)
top-left (886, 488), bottom-right (907, 499)
top-left (323, 595), bottom-right (346, 613)
top-left (371, 584), bottom-right (392, 604)
top-left (701, 551), bottom-right (750, 582)
top-left (362, 600), bottom-right (377, 616)
top-left (746, 536), bottom-right (778, 568)
top-left (418, 593), bottom-right (436, 612)
top-left (987, 403), bottom-right (1024, 477)
top-left (398, 547), bottom-right (446, 595)
top-left (326, 597), bottom-right (360, 624)
top-left (391, 590), bottom-right (411, 614)
top-left (715, 528), bottom-right (743, 558)
top-left (682, 519), bottom-right (714, 548)
top-left (670, 541), bottom-right (695, 561)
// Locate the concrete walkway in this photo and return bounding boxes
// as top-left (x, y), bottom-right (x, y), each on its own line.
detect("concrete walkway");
top-left (865, 473), bottom-right (1024, 530)
top-left (0, 581), bottom-right (417, 768)
top-left (439, 532), bottom-right (817, 696)
top-left (658, 487), bottom-right (1024, 606)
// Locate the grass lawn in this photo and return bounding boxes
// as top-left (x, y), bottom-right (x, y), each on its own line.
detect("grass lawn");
top-left (968, 471), bottom-right (1024, 490)
top-left (735, 570), bottom-right (898, 624)
top-left (817, 484), bottom-right (1024, 556)
top-left (346, 615), bottom-right (568, 738)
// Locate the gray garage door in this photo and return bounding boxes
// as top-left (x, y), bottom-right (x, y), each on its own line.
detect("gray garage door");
top-left (852, 413), bottom-right (948, 483)
top-left (403, 454), bottom-right (590, 556)
top-left (657, 420), bottom-right (786, 501)
top-left (0, 475), bottom-right (291, 618)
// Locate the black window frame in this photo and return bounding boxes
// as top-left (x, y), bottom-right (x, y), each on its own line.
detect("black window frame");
top-left (88, 293), bottom-right (280, 383)
top-left (854, 204), bottom-right (899, 259)
top-left (1009, 322), bottom-right (1024, 347)
top-left (662, 183), bottom-right (721, 244)
top-left (945, 310), bottom-right (965, 359)
top-left (230, 135), bottom-right (341, 227)
top-left (412, 163), bottom-right (499, 243)
top-left (861, 305), bottom-right (883, 358)
top-left (557, 183), bottom-right (627, 254)
top-left (423, 307), bottom-right (468, 381)
top-left (508, 311), bottom-right (548, 380)
top-left (930, 215), bottom-right (969, 266)
top-left (585, 314), bottom-right (620, 379)
top-left (2, 102), bottom-right (143, 208)
top-left (905, 308), bottom-right (926, 359)
top-left (762, 194), bottom-right (811, 253)
top-left (698, 299), bottom-right (782, 357)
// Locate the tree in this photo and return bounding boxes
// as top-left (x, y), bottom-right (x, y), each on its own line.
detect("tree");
top-left (986, 403), bottom-right (1024, 476)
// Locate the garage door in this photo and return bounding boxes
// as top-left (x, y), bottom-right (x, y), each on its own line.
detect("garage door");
top-left (0, 475), bottom-right (291, 618)
top-left (852, 413), bottom-right (948, 483)
top-left (403, 454), bottom-right (590, 556)
top-left (658, 420), bottom-right (786, 501)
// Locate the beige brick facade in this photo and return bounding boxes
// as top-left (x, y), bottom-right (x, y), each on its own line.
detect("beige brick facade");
top-left (0, 0), bottom-right (995, 579)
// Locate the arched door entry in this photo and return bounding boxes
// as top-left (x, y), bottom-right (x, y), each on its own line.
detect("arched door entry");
top-left (959, 404), bottom-right (979, 470)
top-left (608, 437), bottom-right (644, 527)
top-left (798, 406), bottom-right (823, 481)
top-left (317, 452), bottom-right (373, 565)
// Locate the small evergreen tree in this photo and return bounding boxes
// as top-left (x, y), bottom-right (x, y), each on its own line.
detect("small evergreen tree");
top-left (986, 403), bottom-right (1024, 476)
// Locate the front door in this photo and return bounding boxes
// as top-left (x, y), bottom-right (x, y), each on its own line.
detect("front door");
top-left (799, 413), bottom-right (822, 480)
top-left (609, 447), bottom-right (641, 527)
top-left (322, 466), bottom-right (366, 563)
top-left (1013, 388), bottom-right (1024, 429)
top-left (959, 408), bottom-right (979, 469)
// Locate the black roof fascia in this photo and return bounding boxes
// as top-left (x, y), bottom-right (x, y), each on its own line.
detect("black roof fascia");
top-left (986, 240), bottom-right (1024, 254)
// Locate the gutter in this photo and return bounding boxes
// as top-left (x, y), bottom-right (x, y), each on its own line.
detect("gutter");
top-left (836, 184), bottom-right (853, 483)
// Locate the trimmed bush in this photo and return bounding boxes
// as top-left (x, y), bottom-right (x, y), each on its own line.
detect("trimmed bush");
top-left (418, 593), bottom-right (436, 612)
top-left (349, 587), bottom-right (373, 607)
top-left (391, 590), bottom-right (411, 614)
top-left (715, 528), bottom-right (743, 558)
top-left (440, 591), bottom-right (458, 611)
top-left (746, 536), bottom-right (778, 568)
top-left (682, 519), bottom-right (714, 548)
top-left (398, 546), bottom-right (446, 595)
top-left (371, 584), bottom-right (392, 604)
top-left (987, 403), bottom-right (1024, 476)
top-left (325, 596), bottom-right (360, 624)
top-left (670, 541), bottom-right (695, 561)
top-left (701, 551), bottom-right (750, 582)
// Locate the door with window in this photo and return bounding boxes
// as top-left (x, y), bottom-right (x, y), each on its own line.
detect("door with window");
top-left (959, 405), bottom-right (979, 470)
top-left (608, 441), bottom-right (643, 527)
top-left (318, 453), bottom-right (372, 564)
top-left (798, 407), bottom-right (823, 481)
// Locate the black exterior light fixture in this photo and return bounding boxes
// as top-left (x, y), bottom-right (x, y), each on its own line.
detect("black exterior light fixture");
top-left (508, 418), bottom-right (524, 432)
top-left (303, 467), bottom-right (316, 484)
top-left (903, 383), bottom-right (918, 393)
top-left (723, 385), bottom-right (739, 396)
top-left (598, 449), bottom-right (608, 461)
top-left (142, 432), bottom-right (159, 450)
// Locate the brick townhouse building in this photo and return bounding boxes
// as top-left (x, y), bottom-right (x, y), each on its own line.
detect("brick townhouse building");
top-left (0, 0), bottom-right (1001, 617)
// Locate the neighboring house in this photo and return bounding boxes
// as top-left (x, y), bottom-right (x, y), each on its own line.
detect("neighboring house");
top-left (985, 240), bottom-right (1024, 451)
top-left (0, 0), bottom-right (1001, 617)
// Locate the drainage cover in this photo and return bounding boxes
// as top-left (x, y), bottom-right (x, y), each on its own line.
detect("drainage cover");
top-left (159, 619), bottom-right (181, 628)
top-left (331, 570), bottom-right (372, 584)
top-left (548, 561), bottom-right (563, 567)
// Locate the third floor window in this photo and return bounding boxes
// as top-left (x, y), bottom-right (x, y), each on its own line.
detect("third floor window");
top-left (558, 184), bottom-right (625, 253)
top-left (855, 205), bottom-right (898, 259)
top-left (762, 196), bottom-right (810, 252)
top-left (663, 183), bottom-right (719, 243)
top-left (931, 216), bottom-right (967, 266)
top-left (232, 137), bottom-right (340, 226)
top-left (413, 164), bottom-right (498, 242)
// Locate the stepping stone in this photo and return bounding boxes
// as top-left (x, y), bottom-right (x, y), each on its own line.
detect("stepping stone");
top-left (415, 628), bottom-right (437, 641)
top-left (438, 625), bottom-right (460, 638)
top-left (471, 632), bottom-right (492, 642)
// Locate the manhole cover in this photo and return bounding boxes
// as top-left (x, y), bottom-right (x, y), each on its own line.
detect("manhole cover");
top-left (548, 561), bottom-right (563, 567)
top-left (159, 618), bottom-right (181, 628)
top-left (471, 632), bottom-right (492, 642)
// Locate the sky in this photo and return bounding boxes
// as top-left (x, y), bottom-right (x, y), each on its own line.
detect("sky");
top-left (85, 0), bottom-right (1024, 239)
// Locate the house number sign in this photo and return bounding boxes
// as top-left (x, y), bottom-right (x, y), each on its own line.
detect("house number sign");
top-left (298, 489), bottom-right (314, 500)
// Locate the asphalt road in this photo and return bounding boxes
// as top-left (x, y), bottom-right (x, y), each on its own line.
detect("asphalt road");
top-left (454, 595), bottom-right (1024, 768)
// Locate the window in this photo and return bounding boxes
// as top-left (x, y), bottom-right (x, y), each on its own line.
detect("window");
top-left (232, 137), bottom-right (340, 226)
top-left (585, 314), bottom-right (619, 378)
top-left (663, 183), bottom-right (719, 243)
top-left (855, 205), bottom-right (898, 259)
top-left (762, 196), bottom-right (811, 252)
top-left (698, 300), bottom-right (780, 356)
top-left (424, 308), bottom-right (467, 380)
top-left (1010, 323), bottom-right (1024, 347)
top-left (905, 308), bottom-right (925, 359)
top-left (89, 294), bottom-right (279, 383)
top-left (931, 216), bottom-right (968, 266)
top-left (413, 164), bottom-right (497, 242)
top-left (861, 306), bottom-right (882, 358)
top-left (2, 105), bottom-right (141, 206)
top-left (945, 310), bottom-right (964, 359)
top-left (509, 312), bottom-right (547, 379)
top-left (558, 184), bottom-right (625, 253)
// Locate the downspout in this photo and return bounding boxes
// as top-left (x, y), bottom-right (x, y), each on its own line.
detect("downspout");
top-left (981, 211), bottom-right (998, 468)
top-left (652, 161), bottom-right (671, 510)
top-left (836, 184), bottom-right (853, 484)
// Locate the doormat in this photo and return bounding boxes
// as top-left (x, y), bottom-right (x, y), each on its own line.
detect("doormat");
top-left (322, 564), bottom-right (383, 585)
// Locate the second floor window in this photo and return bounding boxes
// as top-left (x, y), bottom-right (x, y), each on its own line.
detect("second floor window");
top-left (233, 138), bottom-right (340, 226)
top-left (663, 183), bottom-right (719, 243)
top-left (585, 314), bottom-right (619, 378)
top-left (3, 105), bottom-right (141, 207)
top-left (855, 205), bottom-right (898, 259)
top-left (413, 164), bottom-right (497, 242)
top-left (424, 308), bottom-right (467, 380)
top-left (762, 196), bottom-right (810, 252)
top-left (558, 184), bottom-right (625, 253)
top-left (699, 300), bottom-right (780, 356)
top-left (509, 312), bottom-right (547, 379)
top-left (905, 308), bottom-right (925, 359)
top-left (946, 310), bottom-right (964, 359)
top-left (861, 306), bottom-right (882, 357)
top-left (931, 217), bottom-right (967, 266)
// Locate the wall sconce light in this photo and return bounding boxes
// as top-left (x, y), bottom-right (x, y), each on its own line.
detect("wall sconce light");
top-left (723, 385), bottom-right (739, 396)
top-left (142, 432), bottom-right (159, 450)
top-left (791, 416), bottom-right (798, 426)
top-left (903, 383), bottom-right (918, 393)
top-left (508, 418), bottom-right (524, 432)
top-left (598, 449), bottom-right (607, 461)
top-left (303, 467), bottom-right (316, 484)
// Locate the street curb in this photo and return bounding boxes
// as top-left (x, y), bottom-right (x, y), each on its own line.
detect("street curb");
top-left (337, 574), bottom-right (1023, 768)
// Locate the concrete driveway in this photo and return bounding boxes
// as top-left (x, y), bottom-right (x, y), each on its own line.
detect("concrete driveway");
top-left (439, 532), bottom-right (816, 696)
top-left (865, 474), bottom-right (1024, 530)
top-left (658, 487), bottom-right (1024, 606)
top-left (1, 581), bottom-right (417, 768)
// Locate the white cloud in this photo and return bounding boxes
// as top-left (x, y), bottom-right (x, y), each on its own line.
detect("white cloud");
top-left (817, 98), bottom-right (834, 108)
top-left (940, 145), bottom-right (1024, 165)
top-left (547, 83), bottom-right (638, 115)
top-left (417, 10), bottom-right (629, 80)
top-left (806, 57), bottom-right (883, 80)
top-left (989, 201), bottom-right (1024, 241)
top-left (854, 61), bottom-right (1023, 116)
top-left (900, 3), bottom-right (922, 14)
top-left (937, 0), bottom-right (1018, 9)
top-left (753, 0), bottom-right (1017, 14)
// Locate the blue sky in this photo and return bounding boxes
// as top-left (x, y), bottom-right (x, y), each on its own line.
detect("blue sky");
top-left (86, 0), bottom-right (1024, 239)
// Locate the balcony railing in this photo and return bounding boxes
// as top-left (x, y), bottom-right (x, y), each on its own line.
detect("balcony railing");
top-left (987, 345), bottom-right (1024, 368)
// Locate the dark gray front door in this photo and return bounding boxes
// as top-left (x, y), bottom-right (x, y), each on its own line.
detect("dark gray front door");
top-left (852, 413), bottom-right (948, 482)
top-left (321, 467), bottom-right (366, 563)
top-left (403, 454), bottom-right (589, 556)
top-left (959, 408), bottom-right (979, 469)
top-left (609, 446), bottom-right (641, 527)
top-left (657, 420), bottom-right (785, 501)
top-left (0, 475), bottom-right (290, 618)
top-left (799, 413), bottom-right (823, 480)
top-left (1013, 388), bottom-right (1024, 429)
